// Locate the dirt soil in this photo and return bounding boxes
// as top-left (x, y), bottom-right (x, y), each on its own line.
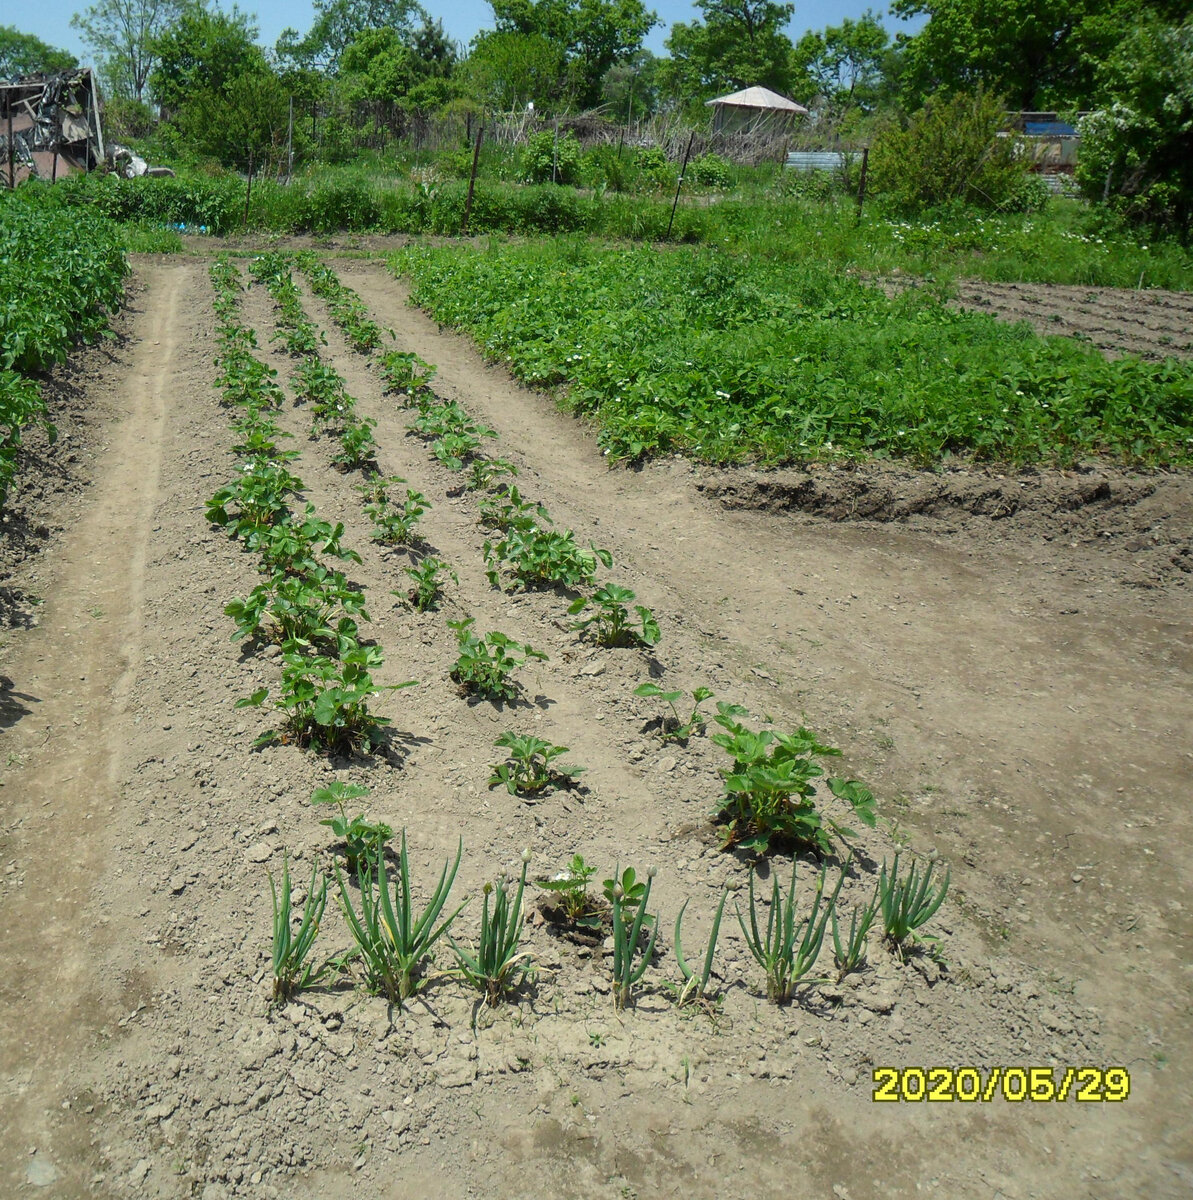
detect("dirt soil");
top-left (950, 279), bottom-right (1193, 361)
top-left (1, 254), bottom-right (1190, 1200)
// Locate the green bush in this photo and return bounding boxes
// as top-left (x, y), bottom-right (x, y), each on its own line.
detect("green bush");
top-left (870, 88), bottom-right (1036, 214)
top-left (296, 181), bottom-right (381, 232)
top-left (56, 172), bottom-right (242, 233)
top-left (520, 130), bottom-right (582, 186)
top-left (634, 145), bottom-right (675, 191)
top-left (689, 152), bottom-right (731, 189)
top-left (1075, 20), bottom-right (1193, 238)
top-left (584, 143), bottom-right (631, 193)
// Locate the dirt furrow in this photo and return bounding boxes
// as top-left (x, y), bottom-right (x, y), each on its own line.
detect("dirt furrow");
top-left (0, 262), bottom-right (196, 1196)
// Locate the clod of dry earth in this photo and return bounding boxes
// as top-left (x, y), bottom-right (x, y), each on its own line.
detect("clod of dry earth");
top-left (0, 254), bottom-right (1189, 1200)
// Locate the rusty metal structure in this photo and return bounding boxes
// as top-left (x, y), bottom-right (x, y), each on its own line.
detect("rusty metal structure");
top-left (1, 68), bottom-right (105, 187)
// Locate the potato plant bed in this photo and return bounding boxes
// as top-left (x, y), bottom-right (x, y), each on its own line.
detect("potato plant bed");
top-left (392, 241), bottom-right (1193, 468)
top-left (0, 254), bottom-right (1187, 1200)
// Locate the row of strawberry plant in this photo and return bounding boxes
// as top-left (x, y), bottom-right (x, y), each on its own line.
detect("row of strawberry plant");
top-left (0, 189), bottom-right (128, 506)
top-left (231, 266), bottom-right (947, 1021)
top-left (294, 251), bottom-right (386, 353)
top-left (284, 260), bottom-right (879, 861)
top-left (206, 257), bottom-right (405, 755)
top-left (250, 253), bottom-right (456, 614)
top-left (375, 332), bottom-right (879, 857)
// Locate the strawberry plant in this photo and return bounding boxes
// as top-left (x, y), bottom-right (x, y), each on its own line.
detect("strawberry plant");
top-left (432, 429), bottom-right (486, 471)
top-left (466, 457), bottom-right (517, 491)
top-left (488, 732), bottom-right (585, 796)
top-left (358, 475), bottom-right (429, 546)
top-left (252, 506), bottom-right (362, 574)
top-left (378, 349), bottom-right (436, 399)
top-left (311, 781), bottom-right (392, 871)
top-left (710, 705), bottom-right (877, 855)
top-left (568, 584), bottom-right (659, 648)
top-left (238, 645), bottom-right (416, 754)
top-left (292, 358), bottom-right (349, 412)
top-left (333, 417), bottom-right (379, 472)
top-left (448, 618), bottom-right (547, 701)
top-left (478, 485), bottom-right (549, 533)
top-left (296, 253), bottom-right (387, 352)
top-left (206, 460), bottom-right (305, 543)
top-left (633, 683), bottom-right (714, 741)
top-left (537, 854), bottom-right (603, 931)
top-left (484, 526), bottom-right (611, 591)
top-left (224, 566), bottom-right (369, 654)
top-left (400, 556), bottom-right (456, 612)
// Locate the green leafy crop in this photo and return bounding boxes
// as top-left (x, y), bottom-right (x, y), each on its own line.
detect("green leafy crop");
top-left (488, 732), bottom-right (585, 796)
top-left (710, 705), bottom-right (877, 855)
top-left (569, 583), bottom-right (659, 648)
top-left (448, 618), bottom-right (547, 702)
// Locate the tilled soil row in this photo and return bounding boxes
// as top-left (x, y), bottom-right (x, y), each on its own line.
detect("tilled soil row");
top-left (953, 279), bottom-right (1193, 361)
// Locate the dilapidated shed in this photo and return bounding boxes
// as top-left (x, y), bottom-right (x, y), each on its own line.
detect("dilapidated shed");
top-left (1, 68), bottom-right (105, 186)
top-left (706, 86), bottom-right (808, 136)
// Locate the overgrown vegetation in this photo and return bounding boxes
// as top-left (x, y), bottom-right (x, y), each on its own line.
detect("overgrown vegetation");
top-left (396, 239), bottom-right (1193, 468)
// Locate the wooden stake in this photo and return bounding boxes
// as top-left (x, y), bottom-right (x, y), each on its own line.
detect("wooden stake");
top-left (665, 132), bottom-right (695, 241)
top-left (244, 147), bottom-right (254, 229)
top-left (855, 146), bottom-right (869, 218)
top-left (462, 125), bottom-right (483, 236)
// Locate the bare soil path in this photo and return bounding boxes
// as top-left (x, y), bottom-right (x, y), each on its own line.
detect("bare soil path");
top-left (0, 254), bottom-right (1188, 1199)
top-left (0, 261), bottom-right (197, 1195)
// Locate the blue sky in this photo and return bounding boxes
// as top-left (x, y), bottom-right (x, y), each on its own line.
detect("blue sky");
top-left (20, 2), bottom-right (918, 68)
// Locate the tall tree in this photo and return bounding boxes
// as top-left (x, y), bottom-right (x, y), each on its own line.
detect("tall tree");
top-left (277, 0), bottom-right (425, 72)
top-left (464, 30), bottom-right (568, 109)
top-left (661, 1), bottom-right (797, 103)
top-left (489, 0), bottom-right (657, 109)
top-left (1076, 17), bottom-right (1193, 235)
top-left (149, 2), bottom-right (262, 117)
top-left (70, 0), bottom-right (183, 100)
top-left (178, 65), bottom-right (291, 172)
top-left (792, 10), bottom-right (889, 106)
top-left (0, 26), bottom-right (78, 77)
top-left (891, 0), bottom-right (1182, 109)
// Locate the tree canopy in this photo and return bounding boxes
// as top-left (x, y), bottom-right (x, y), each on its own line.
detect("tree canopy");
top-left (661, 1), bottom-right (798, 103)
top-left (276, 0), bottom-right (426, 71)
top-left (71, 0), bottom-right (183, 100)
top-left (890, 0), bottom-right (1183, 109)
top-left (149, 2), bottom-right (263, 117)
top-left (0, 26), bottom-right (78, 78)
top-left (489, 0), bottom-right (657, 108)
top-left (792, 10), bottom-right (889, 107)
